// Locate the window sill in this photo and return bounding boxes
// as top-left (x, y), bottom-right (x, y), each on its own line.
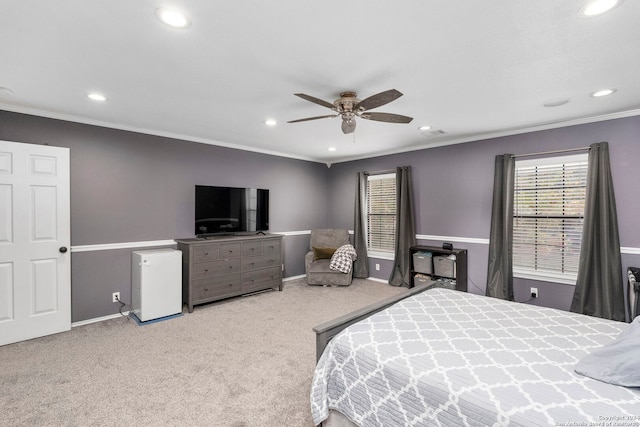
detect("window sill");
top-left (513, 268), bottom-right (576, 285)
top-left (367, 251), bottom-right (395, 261)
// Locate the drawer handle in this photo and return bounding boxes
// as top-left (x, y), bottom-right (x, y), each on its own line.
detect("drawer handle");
top-left (228, 283), bottom-right (233, 287)
top-left (229, 266), bottom-right (234, 270)
top-left (204, 288), bottom-right (208, 292)
top-left (204, 252), bottom-right (209, 256)
top-left (204, 269), bottom-right (208, 272)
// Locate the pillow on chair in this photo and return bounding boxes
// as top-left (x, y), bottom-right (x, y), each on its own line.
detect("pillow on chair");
top-left (312, 246), bottom-right (337, 261)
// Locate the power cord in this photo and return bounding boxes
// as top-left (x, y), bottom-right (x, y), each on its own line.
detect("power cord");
top-left (114, 295), bottom-right (132, 320)
top-left (468, 275), bottom-right (485, 294)
top-left (468, 275), bottom-right (537, 304)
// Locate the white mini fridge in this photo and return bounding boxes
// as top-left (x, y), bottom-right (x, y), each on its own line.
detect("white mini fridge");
top-left (132, 249), bottom-right (182, 322)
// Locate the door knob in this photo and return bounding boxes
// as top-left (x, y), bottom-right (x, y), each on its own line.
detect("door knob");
top-left (59, 247), bottom-right (68, 253)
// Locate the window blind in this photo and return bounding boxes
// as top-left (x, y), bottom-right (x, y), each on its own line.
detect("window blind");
top-left (513, 154), bottom-right (588, 278)
top-left (367, 173), bottom-right (396, 252)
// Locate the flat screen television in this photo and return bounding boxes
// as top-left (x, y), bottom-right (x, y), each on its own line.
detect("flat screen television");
top-left (195, 185), bottom-right (269, 236)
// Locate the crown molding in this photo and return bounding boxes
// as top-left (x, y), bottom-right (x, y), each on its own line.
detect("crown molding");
top-left (2, 103), bottom-right (639, 165)
top-left (0, 103), bottom-right (318, 163)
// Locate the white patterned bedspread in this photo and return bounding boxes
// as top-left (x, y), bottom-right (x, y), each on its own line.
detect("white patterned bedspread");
top-left (310, 288), bottom-right (640, 426)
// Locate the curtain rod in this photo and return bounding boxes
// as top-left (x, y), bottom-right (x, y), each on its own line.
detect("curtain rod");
top-left (365, 168), bottom-right (397, 176)
top-left (511, 146), bottom-right (590, 159)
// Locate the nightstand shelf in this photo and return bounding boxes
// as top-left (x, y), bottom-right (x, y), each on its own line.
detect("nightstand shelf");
top-left (409, 245), bottom-right (467, 292)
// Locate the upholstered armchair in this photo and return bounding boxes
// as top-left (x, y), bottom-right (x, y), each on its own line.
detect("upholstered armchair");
top-left (305, 229), bottom-right (353, 286)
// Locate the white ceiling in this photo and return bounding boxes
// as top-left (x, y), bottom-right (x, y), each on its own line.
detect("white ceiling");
top-left (1, 1), bottom-right (639, 164)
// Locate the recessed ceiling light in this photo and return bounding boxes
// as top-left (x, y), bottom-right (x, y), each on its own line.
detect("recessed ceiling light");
top-left (418, 125), bottom-right (432, 131)
top-left (0, 87), bottom-right (13, 97)
top-left (590, 88), bottom-right (617, 97)
top-left (328, 147), bottom-right (337, 152)
top-left (580, 0), bottom-right (621, 16)
top-left (87, 93), bottom-right (107, 102)
top-left (543, 98), bottom-right (571, 107)
top-left (264, 119), bottom-right (277, 126)
top-left (156, 8), bottom-right (191, 29)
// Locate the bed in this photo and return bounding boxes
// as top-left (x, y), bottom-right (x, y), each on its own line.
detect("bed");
top-left (311, 286), bottom-right (640, 426)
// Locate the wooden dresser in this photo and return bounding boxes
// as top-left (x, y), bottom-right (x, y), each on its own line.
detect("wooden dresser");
top-left (175, 234), bottom-right (283, 313)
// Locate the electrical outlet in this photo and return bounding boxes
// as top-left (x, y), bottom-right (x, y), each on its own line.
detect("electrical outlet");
top-left (375, 263), bottom-right (380, 271)
top-left (112, 292), bottom-right (120, 303)
top-left (530, 287), bottom-right (538, 298)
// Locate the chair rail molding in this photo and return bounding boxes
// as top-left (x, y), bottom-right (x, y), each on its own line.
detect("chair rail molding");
top-left (69, 234), bottom-right (639, 255)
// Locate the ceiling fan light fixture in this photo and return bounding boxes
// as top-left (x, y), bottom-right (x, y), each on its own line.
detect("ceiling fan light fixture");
top-left (156, 8), bottom-right (191, 29)
top-left (264, 119), bottom-right (277, 126)
top-left (418, 125), bottom-right (432, 131)
top-left (341, 118), bottom-right (356, 134)
top-left (328, 147), bottom-right (337, 152)
top-left (580, 0), bottom-right (621, 16)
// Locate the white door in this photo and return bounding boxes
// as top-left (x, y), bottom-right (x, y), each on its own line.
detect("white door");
top-left (0, 140), bottom-right (71, 346)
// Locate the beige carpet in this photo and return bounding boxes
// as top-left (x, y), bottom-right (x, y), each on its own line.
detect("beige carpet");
top-left (1, 277), bottom-right (406, 427)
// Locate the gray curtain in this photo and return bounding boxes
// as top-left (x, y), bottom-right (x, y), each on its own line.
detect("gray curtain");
top-left (486, 154), bottom-right (515, 300)
top-left (389, 166), bottom-right (416, 287)
top-left (570, 142), bottom-right (625, 321)
top-left (353, 171), bottom-right (369, 278)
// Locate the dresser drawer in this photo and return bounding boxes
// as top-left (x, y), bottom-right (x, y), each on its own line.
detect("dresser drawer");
top-left (242, 267), bottom-right (281, 293)
top-left (241, 253), bottom-right (280, 271)
top-left (193, 274), bottom-right (241, 300)
top-left (242, 240), bottom-right (263, 257)
top-left (193, 244), bottom-right (219, 262)
top-left (192, 258), bottom-right (241, 279)
top-left (262, 238), bottom-right (281, 254)
top-left (220, 242), bottom-right (242, 258)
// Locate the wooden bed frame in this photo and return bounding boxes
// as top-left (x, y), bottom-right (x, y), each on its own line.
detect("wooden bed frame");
top-left (312, 282), bottom-right (435, 361)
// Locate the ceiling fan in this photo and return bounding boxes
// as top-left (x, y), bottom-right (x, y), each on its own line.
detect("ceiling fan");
top-left (287, 89), bottom-right (413, 134)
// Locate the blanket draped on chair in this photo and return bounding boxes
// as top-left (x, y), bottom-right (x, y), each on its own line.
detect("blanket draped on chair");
top-left (329, 244), bottom-right (357, 274)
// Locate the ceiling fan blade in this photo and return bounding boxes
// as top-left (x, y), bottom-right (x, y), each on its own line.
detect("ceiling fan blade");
top-left (361, 112), bottom-right (413, 123)
top-left (294, 93), bottom-right (336, 110)
top-left (341, 118), bottom-right (356, 134)
top-left (287, 114), bottom-right (338, 123)
top-left (354, 89), bottom-right (403, 111)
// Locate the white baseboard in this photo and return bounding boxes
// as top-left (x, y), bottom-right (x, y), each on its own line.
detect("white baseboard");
top-left (367, 277), bottom-right (389, 284)
top-left (72, 274), bottom-right (391, 326)
top-left (72, 311), bottom-right (130, 328)
top-left (285, 274), bottom-right (388, 284)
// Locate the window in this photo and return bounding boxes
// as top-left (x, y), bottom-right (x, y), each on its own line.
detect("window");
top-left (366, 173), bottom-right (396, 253)
top-left (513, 154), bottom-right (588, 283)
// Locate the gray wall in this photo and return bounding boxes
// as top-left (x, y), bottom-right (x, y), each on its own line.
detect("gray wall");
top-left (328, 115), bottom-right (640, 311)
top-left (2, 110), bottom-right (640, 321)
top-left (0, 111), bottom-right (329, 321)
